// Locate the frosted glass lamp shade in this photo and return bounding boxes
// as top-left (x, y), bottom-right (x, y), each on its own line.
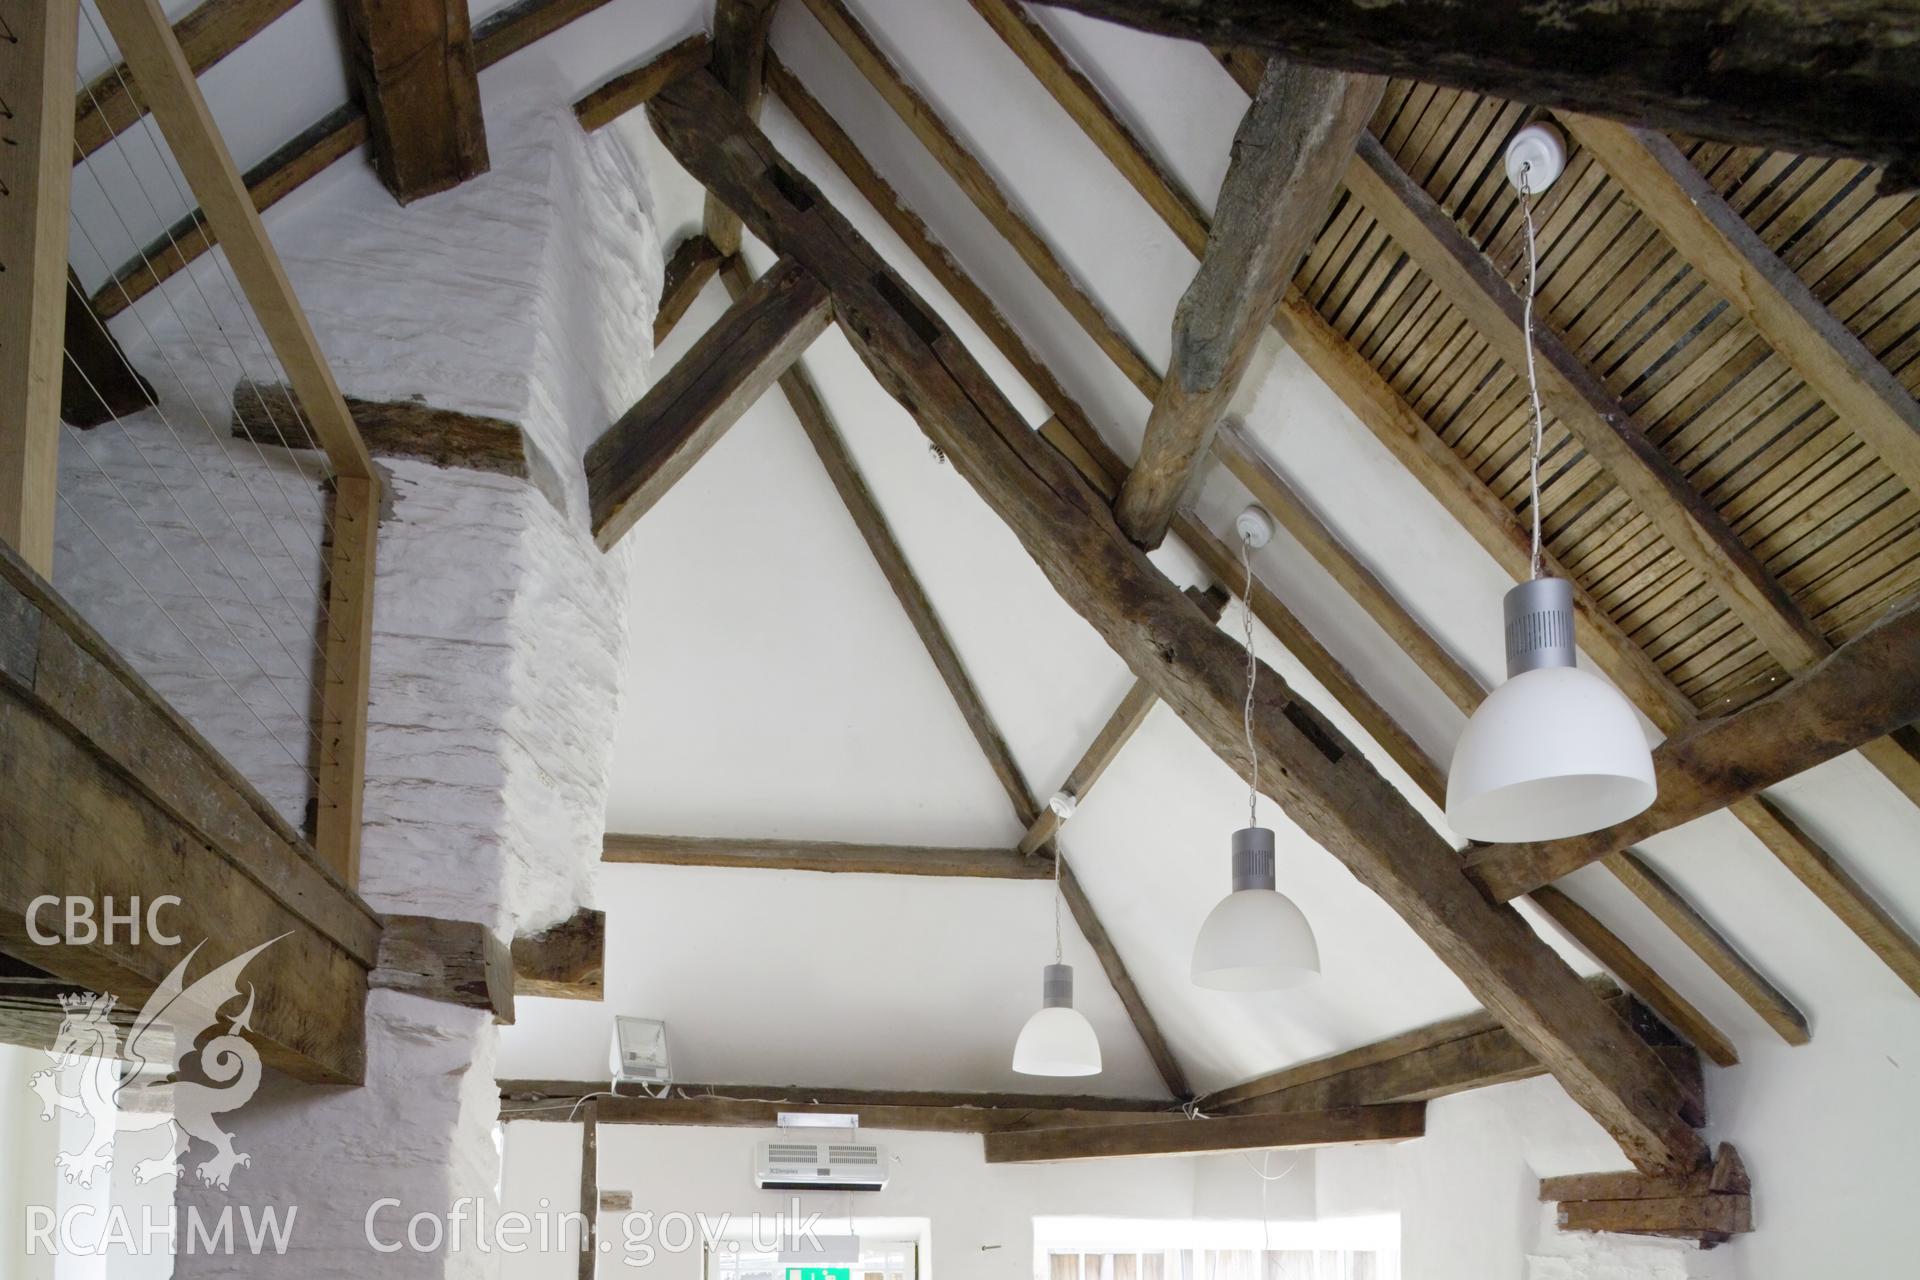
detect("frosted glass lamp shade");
top-left (1192, 827), bottom-right (1320, 991)
top-left (1446, 665), bottom-right (1655, 841)
top-left (1012, 964), bottom-right (1101, 1077)
top-left (1446, 578), bottom-right (1656, 842)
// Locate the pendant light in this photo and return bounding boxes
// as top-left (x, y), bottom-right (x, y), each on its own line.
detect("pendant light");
top-left (1445, 124), bottom-right (1657, 843)
top-left (1012, 851), bottom-right (1101, 1076)
top-left (1192, 507), bottom-right (1320, 991)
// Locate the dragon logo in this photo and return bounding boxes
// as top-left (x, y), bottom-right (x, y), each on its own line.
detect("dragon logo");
top-left (30, 937), bottom-right (284, 1191)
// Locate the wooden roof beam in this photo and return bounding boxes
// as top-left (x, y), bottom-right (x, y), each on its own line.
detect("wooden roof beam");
top-left (1030, 0), bottom-right (1920, 188)
top-left (602, 833), bottom-right (1054, 880)
top-left (1471, 598), bottom-right (1920, 901)
top-left (646, 66), bottom-right (1706, 1175)
top-left (983, 1103), bottom-right (1426, 1163)
top-left (501, 1078), bottom-right (1175, 1131)
top-left (573, 31), bottom-right (712, 134)
top-left (337, 0), bottom-right (489, 203)
top-left (653, 233), bottom-right (728, 346)
top-left (587, 257), bottom-right (831, 548)
top-left (0, 542), bottom-right (378, 1083)
top-left (1114, 60), bottom-right (1381, 547)
top-left (704, 0), bottom-right (782, 256)
top-left (512, 907), bottom-right (605, 1000)
top-left (60, 273), bottom-right (156, 431)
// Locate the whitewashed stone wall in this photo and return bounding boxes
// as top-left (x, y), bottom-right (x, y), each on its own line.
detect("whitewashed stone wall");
top-left (55, 86), bottom-right (662, 1277)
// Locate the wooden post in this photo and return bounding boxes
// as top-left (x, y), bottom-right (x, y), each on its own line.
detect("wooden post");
top-left (97, 0), bottom-right (378, 885)
top-left (0, 0), bottom-right (80, 577)
top-left (578, 1100), bottom-right (599, 1280)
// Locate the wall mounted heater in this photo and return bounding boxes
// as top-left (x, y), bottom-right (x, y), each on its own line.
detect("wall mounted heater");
top-left (754, 1140), bottom-right (890, 1192)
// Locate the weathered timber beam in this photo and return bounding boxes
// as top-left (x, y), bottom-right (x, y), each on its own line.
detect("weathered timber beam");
top-left (646, 68), bottom-right (1706, 1176)
top-left (984, 1103), bottom-right (1426, 1163)
top-left (338, 0), bottom-right (488, 203)
top-left (1344, 131), bottom-right (1833, 675)
top-left (88, 0), bottom-right (617, 319)
top-left (1213, 980), bottom-right (1614, 1113)
top-left (577, 1101), bottom-right (599, 1280)
top-left (769, 51), bottom-right (1731, 1111)
top-left (1542, 1141), bottom-right (1749, 1204)
top-left (316, 474), bottom-right (376, 884)
top-left (604, 832), bottom-right (1053, 879)
top-left (1470, 597), bottom-right (1920, 901)
top-left (61, 273), bottom-right (156, 430)
top-left (73, 0), bottom-right (300, 163)
top-left (1114, 59), bottom-right (1380, 547)
top-left (798, 0), bottom-right (1159, 400)
top-left (372, 914), bottom-right (514, 1022)
top-left (1020, 585), bottom-right (1229, 854)
top-left (704, 0), bottom-right (782, 256)
top-left (573, 31), bottom-right (713, 133)
top-left (1528, 887), bottom-right (1736, 1069)
top-left (0, 0), bottom-right (78, 577)
top-left (654, 233), bottom-right (728, 346)
top-left (1208, 976), bottom-right (1704, 1120)
top-left (720, 256), bottom-right (1046, 856)
top-left (501, 1078), bottom-right (1174, 1131)
top-left (0, 541), bottom-right (378, 1083)
top-left (512, 907), bottom-right (604, 1000)
top-left (587, 257), bottom-right (831, 548)
top-left (1031, 0), bottom-right (1920, 188)
top-left (231, 379), bottom-right (537, 479)
top-left (1557, 1185), bottom-right (1753, 1243)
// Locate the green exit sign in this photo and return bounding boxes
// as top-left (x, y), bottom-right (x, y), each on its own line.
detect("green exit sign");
top-left (786, 1269), bottom-right (851, 1280)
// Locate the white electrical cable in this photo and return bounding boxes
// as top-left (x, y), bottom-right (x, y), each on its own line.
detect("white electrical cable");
top-left (1052, 843), bottom-right (1064, 965)
top-left (1240, 531), bottom-right (1259, 829)
top-left (1517, 162), bottom-right (1549, 582)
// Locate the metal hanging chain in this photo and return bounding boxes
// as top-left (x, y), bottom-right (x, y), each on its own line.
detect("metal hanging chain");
top-left (1518, 162), bottom-right (1549, 582)
top-left (1241, 530), bottom-right (1260, 830)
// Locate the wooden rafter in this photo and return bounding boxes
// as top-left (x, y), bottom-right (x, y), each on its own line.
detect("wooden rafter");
top-left (984, 1103), bottom-right (1426, 1162)
top-left (1020, 585), bottom-right (1229, 854)
top-left (764, 46), bottom-right (1737, 1076)
top-left (337, 0), bottom-right (489, 203)
top-left (587, 257), bottom-right (832, 549)
top-left (0, 0), bottom-right (78, 578)
top-left (61, 273), bottom-right (156, 431)
top-left (0, 542), bottom-right (377, 1083)
top-left (1029, 0), bottom-right (1920, 187)
top-left (1115, 59), bottom-right (1381, 547)
top-left (1203, 975), bottom-right (1709, 1115)
top-left (573, 31), bottom-right (713, 134)
top-left (88, 0), bottom-right (620, 319)
top-left (605, 833), bottom-right (1053, 880)
top-left (1471, 598), bottom-right (1920, 901)
top-left (502, 1078), bottom-right (1174, 1131)
top-left (645, 67), bottom-right (1706, 1175)
top-left (73, 0), bottom-right (300, 162)
top-left (964, 10), bottom-right (1785, 1050)
top-left (232, 380), bottom-right (540, 481)
top-left (655, 234), bottom-right (729, 345)
top-left (703, 0), bottom-right (782, 256)
top-left (798, 0), bottom-right (1159, 401)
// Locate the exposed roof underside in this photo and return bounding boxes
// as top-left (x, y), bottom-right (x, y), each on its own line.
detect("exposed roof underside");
top-left (77, 0), bottom-right (1920, 1107)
